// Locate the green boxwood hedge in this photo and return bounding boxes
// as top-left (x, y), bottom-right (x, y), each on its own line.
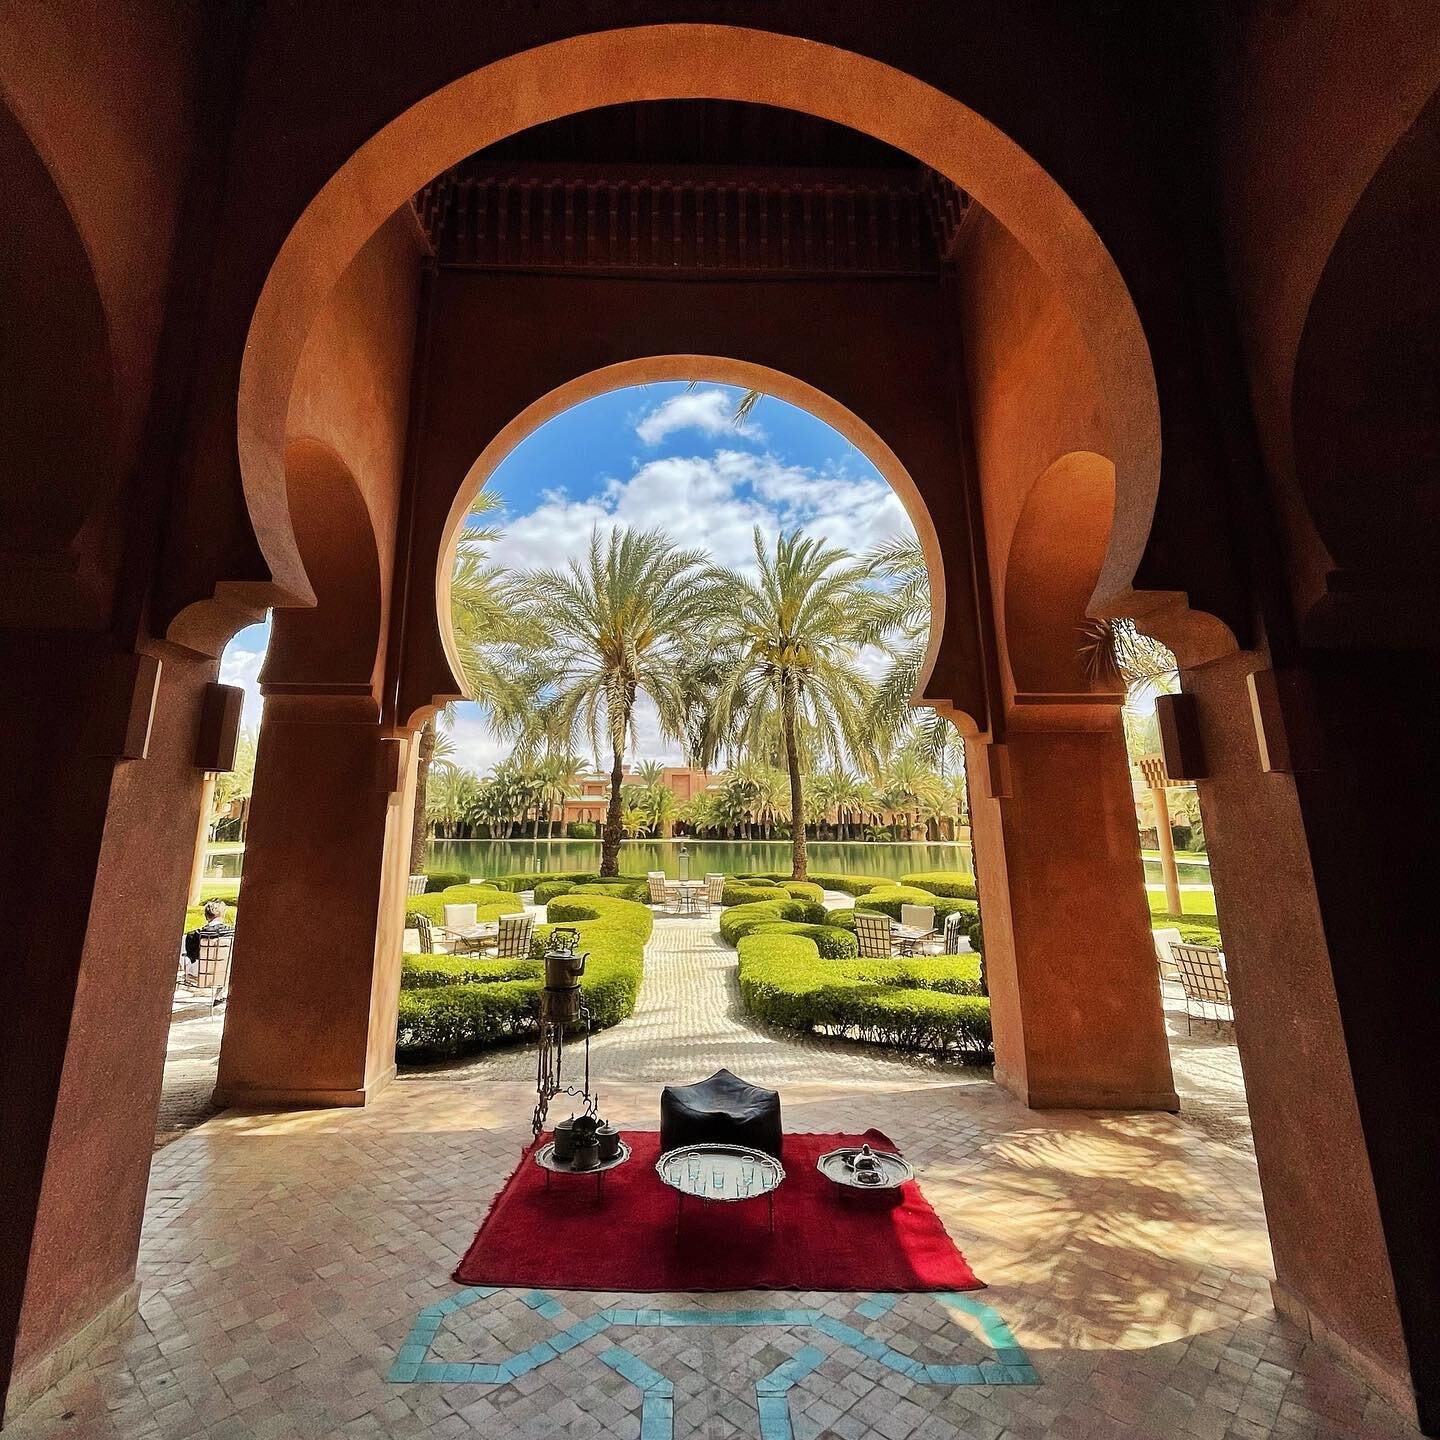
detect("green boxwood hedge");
top-left (403, 887), bottom-right (523, 925)
top-left (424, 870), bottom-right (470, 892)
top-left (1152, 915), bottom-right (1223, 948)
top-left (396, 893), bottom-right (651, 1059)
top-left (718, 898), bottom-right (829, 945)
top-left (534, 876), bottom-right (651, 905)
top-left (490, 870), bottom-right (599, 893)
top-left (745, 921), bottom-right (857, 959)
top-left (751, 870), bottom-right (891, 897)
top-left (899, 871), bottom-right (977, 899)
top-left (737, 933), bottom-right (991, 1059)
top-left (721, 879), bottom-right (784, 907)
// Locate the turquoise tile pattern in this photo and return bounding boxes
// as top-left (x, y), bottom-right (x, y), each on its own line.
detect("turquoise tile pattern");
top-left (387, 1287), bottom-right (1037, 1439)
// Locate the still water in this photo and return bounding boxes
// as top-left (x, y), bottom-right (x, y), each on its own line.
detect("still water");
top-left (427, 838), bottom-right (973, 882)
top-left (203, 837), bottom-right (1213, 889)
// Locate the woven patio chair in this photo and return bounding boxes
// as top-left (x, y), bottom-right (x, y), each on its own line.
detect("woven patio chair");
top-left (854, 911), bottom-right (898, 958)
top-left (704, 872), bottom-right (726, 913)
top-left (406, 874), bottom-right (428, 896)
top-left (493, 913), bottom-right (535, 958)
top-left (943, 911), bottom-right (974, 954)
top-left (1152, 927), bottom-right (1184, 984)
top-left (186, 933), bottom-right (233, 1007)
top-left (1173, 943), bottom-right (1233, 1035)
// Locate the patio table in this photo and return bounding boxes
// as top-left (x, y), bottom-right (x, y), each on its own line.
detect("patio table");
top-left (452, 921), bottom-right (499, 954)
top-left (890, 922), bottom-right (939, 956)
top-left (665, 880), bottom-right (706, 916)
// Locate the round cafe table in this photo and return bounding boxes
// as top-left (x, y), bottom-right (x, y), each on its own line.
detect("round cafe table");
top-left (665, 879), bottom-right (706, 915)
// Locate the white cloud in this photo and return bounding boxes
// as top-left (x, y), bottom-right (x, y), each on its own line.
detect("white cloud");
top-left (634, 388), bottom-right (763, 446)
top-left (498, 449), bottom-right (911, 579)
top-left (218, 638), bottom-right (267, 732)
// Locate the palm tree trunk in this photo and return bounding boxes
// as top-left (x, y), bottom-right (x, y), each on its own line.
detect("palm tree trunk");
top-left (601, 743), bottom-right (625, 876)
top-left (781, 686), bottom-right (807, 881)
top-left (408, 717), bottom-right (437, 875)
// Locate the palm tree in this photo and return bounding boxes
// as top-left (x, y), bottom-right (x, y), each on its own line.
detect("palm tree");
top-left (538, 750), bottom-right (585, 838)
top-left (863, 535), bottom-right (958, 764)
top-left (411, 489), bottom-right (536, 872)
top-left (507, 527), bottom-right (710, 875)
top-left (644, 784), bottom-right (679, 838)
top-left (704, 529), bottom-right (881, 880)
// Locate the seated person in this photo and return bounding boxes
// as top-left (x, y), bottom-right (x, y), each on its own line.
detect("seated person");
top-left (183, 899), bottom-right (234, 975)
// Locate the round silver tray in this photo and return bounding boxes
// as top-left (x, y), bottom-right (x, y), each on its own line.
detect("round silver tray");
top-left (816, 1145), bottom-right (914, 1191)
top-left (656, 1143), bottom-right (784, 1201)
top-left (534, 1139), bottom-right (631, 1175)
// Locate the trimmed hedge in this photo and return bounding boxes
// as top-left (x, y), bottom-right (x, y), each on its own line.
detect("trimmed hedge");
top-left (490, 870), bottom-right (599, 893)
top-left (721, 879), bottom-right (785, 907)
top-left (534, 877), bottom-right (650, 905)
top-left (403, 887), bottom-right (523, 925)
top-left (718, 898), bottom-right (829, 945)
top-left (746, 921), bottom-right (857, 959)
top-left (899, 871), bottom-right (977, 899)
top-left (1152, 915), bottom-right (1223, 948)
top-left (737, 933), bottom-right (991, 1060)
top-left (198, 881), bottom-right (240, 904)
top-left (753, 870), bottom-right (891, 897)
top-left (396, 894), bottom-right (651, 1059)
top-left (400, 955), bottom-right (540, 989)
top-left (424, 870), bottom-right (470, 892)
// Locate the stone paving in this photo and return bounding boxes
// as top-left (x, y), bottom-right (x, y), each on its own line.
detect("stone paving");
top-left (44, 903), bottom-right (1410, 1437)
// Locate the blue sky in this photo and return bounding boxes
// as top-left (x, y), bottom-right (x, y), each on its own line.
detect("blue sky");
top-left (220, 381), bottom-right (915, 772)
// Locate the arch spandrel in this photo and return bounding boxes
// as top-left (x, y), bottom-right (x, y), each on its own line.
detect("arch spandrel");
top-left (226, 24), bottom-right (1185, 666)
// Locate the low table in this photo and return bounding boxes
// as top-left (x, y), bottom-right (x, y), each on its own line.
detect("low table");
top-left (665, 880), bottom-right (706, 915)
top-left (890, 922), bottom-right (939, 955)
top-left (656, 1142), bottom-right (784, 1234)
top-left (533, 1138), bottom-right (631, 1199)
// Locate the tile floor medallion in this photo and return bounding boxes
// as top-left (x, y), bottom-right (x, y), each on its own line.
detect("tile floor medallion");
top-left (13, 904), bottom-right (1424, 1437)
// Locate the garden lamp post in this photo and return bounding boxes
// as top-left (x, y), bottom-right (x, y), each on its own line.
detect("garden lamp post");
top-left (678, 844), bottom-right (689, 881)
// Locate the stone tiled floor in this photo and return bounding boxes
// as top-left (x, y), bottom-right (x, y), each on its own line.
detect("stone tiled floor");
top-left (52, 905), bottom-right (1413, 1437)
top-left (17, 1080), bottom-right (1419, 1438)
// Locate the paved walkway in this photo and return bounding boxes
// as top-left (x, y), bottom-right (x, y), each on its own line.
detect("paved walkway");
top-left (413, 909), bottom-right (987, 1089)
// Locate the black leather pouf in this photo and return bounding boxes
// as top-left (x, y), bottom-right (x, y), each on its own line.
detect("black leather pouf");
top-left (659, 1068), bottom-right (783, 1158)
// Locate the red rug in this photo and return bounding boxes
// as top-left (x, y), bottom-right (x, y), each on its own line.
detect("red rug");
top-left (453, 1129), bottom-right (982, 1292)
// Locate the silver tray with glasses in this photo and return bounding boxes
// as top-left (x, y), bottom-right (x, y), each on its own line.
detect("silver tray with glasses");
top-left (816, 1143), bottom-right (913, 1191)
top-left (656, 1142), bottom-right (784, 1200)
top-left (656, 1142), bottom-right (785, 1234)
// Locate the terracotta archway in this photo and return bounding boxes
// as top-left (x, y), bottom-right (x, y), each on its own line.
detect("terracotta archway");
top-left (232, 25), bottom-right (1161, 634)
top-left (1290, 87), bottom-right (1440, 645)
top-left (430, 356), bottom-right (967, 733)
top-left (1003, 451), bottom-right (1124, 701)
top-left (0, 103), bottom-right (115, 607)
top-left (261, 437), bottom-right (385, 697)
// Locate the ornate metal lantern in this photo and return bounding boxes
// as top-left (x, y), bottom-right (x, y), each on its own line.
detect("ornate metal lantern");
top-left (531, 927), bottom-right (597, 1136)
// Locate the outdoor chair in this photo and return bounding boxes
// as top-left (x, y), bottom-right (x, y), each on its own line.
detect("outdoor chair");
top-left (410, 914), bottom-right (455, 955)
top-left (646, 871), bottom-right (675, 912)
top-left (1152, 927), bottom-right (1184, 985)
top-left (898, 903), bottom-right (938, 954)
top-left (406, 874), bottom-right (428, 897)
top-left (443, 902), bottom-right (478, 931)
top-left (704, 872), bottom-right (725, 914)
top-left (943, 911), bottom-right (974, 955)
top-left (1172, 943), bottom-right (1233, 1035)
top-left (185, 933), bottom-right (233, 1008)
top-left (492, 913), bottom-right (535, 959)
top-left (854, 911), bottom-right (899, 958)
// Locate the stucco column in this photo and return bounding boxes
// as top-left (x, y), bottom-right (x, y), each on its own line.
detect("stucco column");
top-left (1138, 754), bottom-right (1182, 914)
top-left (214, 695), bottom-right (409, 1107)
top-left (0, 634), bottom-right (214, 1424)
top-left (187, 772), bottom-right (217, 906)
top-left (1182, 648), bottom-right (1430, 1426)
top-left (966, 710), bottom-right (1177, 1110)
